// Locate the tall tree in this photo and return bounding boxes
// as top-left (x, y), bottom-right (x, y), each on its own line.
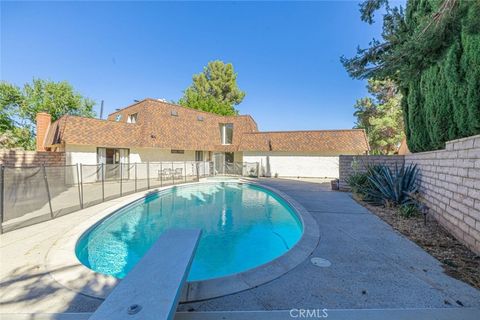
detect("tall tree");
top-left (354, 79), bottom-right (404, 154)
top-left (0, 79), bottom-right (95, 150)
top-left (342, 0), bottom-right (480, 152)
top-left (179, 61), bottom-right (246, 116)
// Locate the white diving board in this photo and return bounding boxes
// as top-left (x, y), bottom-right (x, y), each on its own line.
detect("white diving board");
top-left (88, 229), bottom-right (201, 320)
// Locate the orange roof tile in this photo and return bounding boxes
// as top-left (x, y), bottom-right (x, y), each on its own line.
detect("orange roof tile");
top-left (44, 99), bottom-right (369, 154)
top-left (238, 130), bottom-right (369, 153)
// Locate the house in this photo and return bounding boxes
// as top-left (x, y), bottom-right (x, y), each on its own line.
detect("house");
top-left (397, 137), bottom-right (411, 155)
top-left (38, 98), bottom-right (369, 178)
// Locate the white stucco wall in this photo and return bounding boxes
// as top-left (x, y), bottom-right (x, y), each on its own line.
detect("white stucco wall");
top-left (129, 148), bottom-right (196, 163)
top-left (65, 145), bottom-right (98, 165)
top-left (65, 145), bottom-right (346, 178)
top-left (65, 145), bottom-right (200, 165)
top-left (234, 152), bottom-right (243, 163)
top-left (243, 151), bottom-right (340, 178)
top-left (65, 145), bottom-right (212, 182)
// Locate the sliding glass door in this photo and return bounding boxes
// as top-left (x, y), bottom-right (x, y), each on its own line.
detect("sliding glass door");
top-left (97, 147), bottom-right (129, 180)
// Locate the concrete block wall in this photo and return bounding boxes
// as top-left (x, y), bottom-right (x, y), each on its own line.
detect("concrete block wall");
top-left (0, 150), bottom-right (66, 167)
top-left (339, 155), bottom-right (405, 190)
top-left (339, 134), bottom-right (480, 255)
top-left (404, 135), bottom-right (480, 255)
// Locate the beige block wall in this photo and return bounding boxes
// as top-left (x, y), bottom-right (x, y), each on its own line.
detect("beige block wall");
top-left (404, 134), bottom-right (480, 255)
top-left (338, 134), bottom-right (480, 255)
top-left (339, 155), bottom-right (405, 190)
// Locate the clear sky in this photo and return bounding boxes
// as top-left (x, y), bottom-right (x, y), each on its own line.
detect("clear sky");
top-left (1, 1), bottom-right (403, 131)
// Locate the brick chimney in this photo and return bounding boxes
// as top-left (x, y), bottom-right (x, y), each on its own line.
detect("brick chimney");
top-left (36, 112), bottom-right (51, 151)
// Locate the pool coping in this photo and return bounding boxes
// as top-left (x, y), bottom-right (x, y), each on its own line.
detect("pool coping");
top-left (45, 178), bottom-right (320, 302)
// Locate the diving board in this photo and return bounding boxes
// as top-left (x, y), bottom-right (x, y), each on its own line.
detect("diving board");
top-left (88, 229), bottom-right (201, 320)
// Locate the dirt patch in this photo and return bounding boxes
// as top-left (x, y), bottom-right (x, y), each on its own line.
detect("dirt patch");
top-left (353, 197), bottom-right (480, 290)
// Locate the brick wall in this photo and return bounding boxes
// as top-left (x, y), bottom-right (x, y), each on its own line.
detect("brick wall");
top-left (0, 150), bottom-right (65, 167)
top-left (339, 134), bottom-right (480, 255)
top-left (36, 112), bottom-right (51, 151)
top-left (404, 135), bottom-right (480, 255)
top-left (339, 155), bottom-right (405, 190)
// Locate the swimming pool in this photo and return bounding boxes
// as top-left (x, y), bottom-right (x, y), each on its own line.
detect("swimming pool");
top-left (75, 182), bottom-right (303, 281)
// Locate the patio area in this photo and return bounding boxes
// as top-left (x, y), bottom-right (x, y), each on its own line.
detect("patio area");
top-left (0, 178), bottom-right (479, 315)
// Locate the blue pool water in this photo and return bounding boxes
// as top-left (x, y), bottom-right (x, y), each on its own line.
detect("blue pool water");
top-left (76, 182), bottom-right (303, 281)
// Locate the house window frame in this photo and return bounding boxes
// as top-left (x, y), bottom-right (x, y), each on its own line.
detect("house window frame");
top-left (195, 151), bottom-right (204, 161)
top-left (220, 123), bottom-right (233, 145)
top-left (97, 147), bottom-right (130, 164)
top-left (127, 113), bottom-right (138, 124)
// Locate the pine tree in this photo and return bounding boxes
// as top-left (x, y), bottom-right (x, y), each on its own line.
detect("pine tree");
top-left (179, 61), bottom-right (246, 116)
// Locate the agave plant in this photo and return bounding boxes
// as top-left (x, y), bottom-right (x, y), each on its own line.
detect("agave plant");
top-left (361, 163), bottom-right (419, 207)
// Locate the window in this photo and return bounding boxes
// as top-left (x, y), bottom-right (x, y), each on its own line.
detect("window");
top-left (225, 152), bottom-right (234, 164)
top-left (219, 123), bottom-right (233, 145)
top-left (97, 148), bottom-right (129, 180)
top-left (97, 147), bottom-right (129, 164)
top-left (127, 113), bottom-right (138, 123)
top-left (195, 151), bottom-right (204, 161)
top-left (171, 149), bottom-right (184, 154)
top-left (115, 114), bottom-right (122, 121)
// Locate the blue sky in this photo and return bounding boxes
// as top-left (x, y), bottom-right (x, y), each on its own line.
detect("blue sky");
top-left (1, 1), bottom-right (402, 131)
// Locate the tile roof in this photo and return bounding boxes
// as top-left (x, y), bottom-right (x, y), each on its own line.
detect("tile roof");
top-left (45, 115), bottom-right (144, 148)
top-left (44, 98), bottom-right (369, 154)
top-left (238, 130), bottom-right (369, 153)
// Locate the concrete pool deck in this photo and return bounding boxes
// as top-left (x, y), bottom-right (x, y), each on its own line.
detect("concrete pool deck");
top-left (0, 178), bottom-right (479, 314)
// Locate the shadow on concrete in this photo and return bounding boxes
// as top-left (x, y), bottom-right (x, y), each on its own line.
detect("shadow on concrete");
top-left (0, 264), bottom-right (106, 312)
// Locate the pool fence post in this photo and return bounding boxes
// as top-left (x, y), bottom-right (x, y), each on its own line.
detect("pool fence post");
top-left (42, 164), bottom-right (54, 219)
top-left (120, 163), bottom-right (123, 196)
top-left (172, 162), bottom-right (175, 185)
top-left (101, 163), bottom-right (105, 202)
top-left (160, 162), bottom-right (163, 187)
top-left (184, 162), bottom-right (187, 183)
top-left (147, 161), bottom-right (150, 189)
top-left (256, 162), bottom-right (260, 178)
top-left (76, 163), bottom-right (83, 209)
top-left (0, 165), bottom-right (4, 234)
top-left (80, 164), bottom-right (85, 206)
top-left (134, 163), bottom-right (137, 192)
top-left (196, 162), bottom-right (200, 181)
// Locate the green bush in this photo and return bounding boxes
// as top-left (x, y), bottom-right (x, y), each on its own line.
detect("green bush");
top-left (403, 0), bottom-right (480, 152)
top-left (356, 164), bottom-right (419, 207)
top-left (399, 204), bottom-right (419, 218)
top-left (346, 171), bottom-right (370, 198)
